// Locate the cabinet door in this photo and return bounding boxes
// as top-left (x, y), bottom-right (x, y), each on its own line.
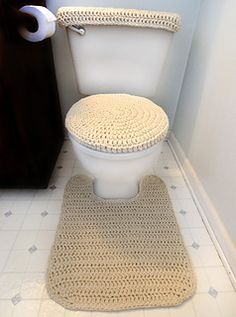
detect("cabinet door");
top-left (0, 0), bottom-right (64, 188)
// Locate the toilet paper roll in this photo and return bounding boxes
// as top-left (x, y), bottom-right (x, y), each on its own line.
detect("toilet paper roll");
top-left (18, 6), bottom-right (57, 42)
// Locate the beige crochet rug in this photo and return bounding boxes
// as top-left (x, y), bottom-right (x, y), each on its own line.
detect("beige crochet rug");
top-left (46, 175), bottom-right (196, 311)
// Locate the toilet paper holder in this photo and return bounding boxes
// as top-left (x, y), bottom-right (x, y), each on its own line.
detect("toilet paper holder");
top-left (19, 5), bottom-right (57, 42)
top-left (19, 6), bottom-right (89, 42)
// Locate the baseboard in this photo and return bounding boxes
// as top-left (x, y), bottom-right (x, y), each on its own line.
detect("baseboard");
top-left (168, 132), bottom-right (236, 289)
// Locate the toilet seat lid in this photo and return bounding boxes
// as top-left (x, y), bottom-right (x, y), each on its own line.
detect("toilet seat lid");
top-left (66, 94), bottom-right (169, 154)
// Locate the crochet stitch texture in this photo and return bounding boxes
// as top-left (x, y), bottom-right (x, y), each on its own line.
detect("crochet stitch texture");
top-left (57, 7), bottom-right (181, 32)
top-left (46, 175), bottom-right (196, 311)
top-left (65, 94), bottom-right (169, 153)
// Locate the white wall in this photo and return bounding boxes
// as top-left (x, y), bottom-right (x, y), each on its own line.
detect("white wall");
top-left (46, 0), bottom-right (202, 123)
top-left (172, 0), bottom-right (236, 271)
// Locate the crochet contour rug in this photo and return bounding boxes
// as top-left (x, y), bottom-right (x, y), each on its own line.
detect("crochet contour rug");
top-left (46, 175), bottom-right (196, 311)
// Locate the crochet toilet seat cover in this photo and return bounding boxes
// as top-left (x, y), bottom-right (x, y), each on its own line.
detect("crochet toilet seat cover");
top-left (57, 7), bottom-right (181, 33)
top-left (66, 94), bottom-right (169, 154)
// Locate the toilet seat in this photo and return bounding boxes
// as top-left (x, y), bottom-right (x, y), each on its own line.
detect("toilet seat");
top-left (66, 94), bottom-right (169, 154)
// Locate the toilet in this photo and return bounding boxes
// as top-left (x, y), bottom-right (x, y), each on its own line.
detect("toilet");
top-left (57, 7), bottom-right (181, 199)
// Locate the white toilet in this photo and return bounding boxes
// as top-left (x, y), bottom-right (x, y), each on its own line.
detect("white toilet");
top-left (57, 7), bottom-right (181, 199)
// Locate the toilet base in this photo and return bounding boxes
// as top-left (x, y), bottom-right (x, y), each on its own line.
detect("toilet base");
top-left (94, 178), bottom-right (139, 199)
top-left (69, 134), bottom-right (163, 199)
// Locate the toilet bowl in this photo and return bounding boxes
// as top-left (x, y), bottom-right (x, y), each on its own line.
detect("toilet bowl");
top-left (57, 7), bottom-right (181, 198)
top-left (66, 94), bottom-right (169, 198)
top-left (69, 134), bottom-right (163, 199)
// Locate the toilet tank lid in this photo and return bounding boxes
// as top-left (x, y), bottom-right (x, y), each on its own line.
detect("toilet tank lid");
top-left (57, 7), bottom-right (181, 33)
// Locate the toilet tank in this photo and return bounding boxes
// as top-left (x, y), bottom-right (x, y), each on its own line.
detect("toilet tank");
top-left (57, 7), bottom-right (181, 97)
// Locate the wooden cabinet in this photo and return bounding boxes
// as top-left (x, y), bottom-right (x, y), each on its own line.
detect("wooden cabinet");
top-left (0, 0), bottom-right (64, 188)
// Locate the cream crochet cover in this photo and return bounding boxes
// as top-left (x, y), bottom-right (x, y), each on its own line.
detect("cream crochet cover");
top-left (57, 7), bottom-right (181, 32)
top-left (65, 94), bottom-right (169, 153)
top-left (46, 175), bottom-right (196, 311)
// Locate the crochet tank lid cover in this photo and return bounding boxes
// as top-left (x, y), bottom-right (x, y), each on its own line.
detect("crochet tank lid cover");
top-left (57, 7), bottom-right (181, 32)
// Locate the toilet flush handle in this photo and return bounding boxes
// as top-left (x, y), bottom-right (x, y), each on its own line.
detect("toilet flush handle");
top-left (68, 25), bottom-right (86, 36)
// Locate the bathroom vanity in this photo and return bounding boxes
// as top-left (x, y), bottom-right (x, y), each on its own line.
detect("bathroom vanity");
top-left (0, 0), bottom-right (64, 188)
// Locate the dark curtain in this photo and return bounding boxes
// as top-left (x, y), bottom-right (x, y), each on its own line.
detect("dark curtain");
top-left (0, 0), bottom-right (64, 188)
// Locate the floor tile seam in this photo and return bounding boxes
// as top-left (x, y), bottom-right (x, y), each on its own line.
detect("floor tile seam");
top-left (18, 211), bottom-right (42, 235)
top-left (0, 230), bottom-right (21, 255)
top-left (190, 263), bottom-right (224, 268)
top-left (2, 215), bottom-right (41, 273)
top-left (26, 200), bottom-right (52, 216)
top-left (0, 224), bottom-right (28, 273)
top-left (2, 252), bottom-right (31, 274)
top-left (37, 298), bottom-right (65, 317)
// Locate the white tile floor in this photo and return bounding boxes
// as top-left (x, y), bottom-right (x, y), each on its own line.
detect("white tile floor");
top-left (0, 140), bottom-right (235, 317)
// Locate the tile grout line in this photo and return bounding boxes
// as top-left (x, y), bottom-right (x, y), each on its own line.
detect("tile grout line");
top-left (1, 197), bottom-right (35, 275)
